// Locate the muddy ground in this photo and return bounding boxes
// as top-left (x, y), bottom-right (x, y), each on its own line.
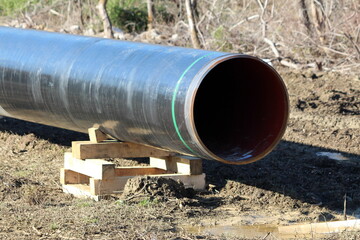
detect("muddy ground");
top-left (0, 69), bottom-right (359, 239)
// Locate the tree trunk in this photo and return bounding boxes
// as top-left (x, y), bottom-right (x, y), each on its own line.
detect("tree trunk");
top-left (298, 0), bottom-right (313, 36)
top-left (147, 0), bottom-right (155, 30)
top-left (310, 0), bottom-right (327, 43)
top-left (78, 0), bottom-right (84, 28)
top-left (185, 0), bottom-right (201, 49)
top-left (96, 0), bottom-right (113, 38)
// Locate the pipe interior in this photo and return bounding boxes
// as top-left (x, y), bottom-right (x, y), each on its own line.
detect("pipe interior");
top-left (194, 57), bottom-right (288, 163)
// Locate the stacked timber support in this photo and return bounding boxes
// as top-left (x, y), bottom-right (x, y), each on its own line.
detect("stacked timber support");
top-left (61, 128), bottom-right (206, 200)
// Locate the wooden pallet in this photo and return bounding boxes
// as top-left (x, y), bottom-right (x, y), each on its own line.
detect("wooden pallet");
top-left (61, 128), bottom-right (206, 200)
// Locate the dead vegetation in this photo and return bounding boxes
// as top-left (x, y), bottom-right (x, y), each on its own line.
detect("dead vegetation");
top-left (0, 0), bottom-right (358, 73)
top-left (0, 0), bottom-right (359, 239)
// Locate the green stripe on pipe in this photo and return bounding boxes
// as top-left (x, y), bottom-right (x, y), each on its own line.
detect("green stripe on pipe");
top-left (171, 53), bottom-right (216, 154)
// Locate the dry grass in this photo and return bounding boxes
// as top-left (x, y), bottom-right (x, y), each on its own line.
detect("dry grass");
top-left (0, 0), bottom-right (358, 73)
top-left (0, 121), bottom-right (228, 239)
top-left (0, 1), bottom-right (359, 239)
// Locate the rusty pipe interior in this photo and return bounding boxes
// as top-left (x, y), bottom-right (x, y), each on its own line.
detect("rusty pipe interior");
top-left (192, 57), bottom-right (288, 164)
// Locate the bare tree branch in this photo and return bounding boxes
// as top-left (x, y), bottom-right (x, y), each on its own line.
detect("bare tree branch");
top-left (96, 0), bottom-right (113, 38)
top-left (147, 0), bottom-right (155, 30)
top-left (263, 37), bottom-right (280, 58)
top-left (298, 0), bottom-right (313, 36)
top-left (256, 0), bottom-right (268, 38)
top-left (344, 33), bottom-right (360, 59)
top-left (185, 0), bottom-right (201, 49)
top-left (229, 15), bottom-right (259, 31)
top-left (310, 0), bottom-right (327, 43)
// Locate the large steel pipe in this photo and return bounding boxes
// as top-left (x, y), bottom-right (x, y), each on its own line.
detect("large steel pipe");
top-left (0, 27), bottom-right (288, 164)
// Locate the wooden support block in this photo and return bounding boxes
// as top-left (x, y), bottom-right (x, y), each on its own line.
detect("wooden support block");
top-left (150, 156), bottom-right (202, 175)
top-left (89, 173), bottom-right (206, 195)
top-left (72, 141), bottom-right (172, 159)
top-left (88, 127), bottom-right (108, 143)
top-left (90, 177), bottom-right (129, 195)
top-left (60, 168), bottom-right (89, 185)
top-left (64, 152), bottom-right (115, 179)
top-left (114, 167), bottom-right (168, 176)
top-left (155, 173), bottom-right (206, 190)
top-left (62, 184), bottom-right (102, 201)
top-left (63, 140), bottom-right (206, 200)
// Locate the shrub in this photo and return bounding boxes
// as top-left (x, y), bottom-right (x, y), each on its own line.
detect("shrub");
top-left (155, 5), bottom-right (174, 24)
top-left (109, 4), bottom-right (148, 33)
top-left (107, 0), bottom-right (174, 33)
top-left (0, 0), bottom-right (40, 16)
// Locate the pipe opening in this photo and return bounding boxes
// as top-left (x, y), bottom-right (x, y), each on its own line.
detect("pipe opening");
top-left (194, 57), bottom-right (288, 164)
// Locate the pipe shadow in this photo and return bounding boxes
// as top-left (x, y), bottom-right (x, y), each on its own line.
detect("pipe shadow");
top-left (204, 140), bottom-right (360, 213)
top-left (0, 117), bottom-right (88, 146)
top-left (1, 117), bottom-right (359, 213)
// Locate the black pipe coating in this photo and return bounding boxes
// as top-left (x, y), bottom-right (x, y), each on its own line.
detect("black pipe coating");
top-left (0, 27), bottom-right (289, 164)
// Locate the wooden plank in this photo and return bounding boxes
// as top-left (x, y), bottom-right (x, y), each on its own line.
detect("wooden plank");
top-left (88, 127), bottom-right (108, 143)
top-left (278, 219), bottom-right (360, 235)
top-left (90, 177), bottom-right (129, 195)
top-left (72, 141), bottom-right (171, 159)
top-left (60, 168), bottom-right (89, 185)
top-left (114, 167), bottom-right (168, 176)
top-left (62, 184), bottom-right (101, 201)
top-left (150, 156), bottom-right (202, 175)
top-left (89, 173), bottom-right (206, 195)
top-left (155, 173), bottom-right (206, 190)
top-left (64, 152), bottom-right (115, 179)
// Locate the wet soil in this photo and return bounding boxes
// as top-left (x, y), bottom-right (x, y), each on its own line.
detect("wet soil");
top-left (0, 69), bottom-right (359, 239)
top-left (121, 176), bottom-right (195, 202)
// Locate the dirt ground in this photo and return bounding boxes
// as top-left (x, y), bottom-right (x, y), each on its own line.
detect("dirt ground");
top-left (0, 68), bottom-right (359, 239)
